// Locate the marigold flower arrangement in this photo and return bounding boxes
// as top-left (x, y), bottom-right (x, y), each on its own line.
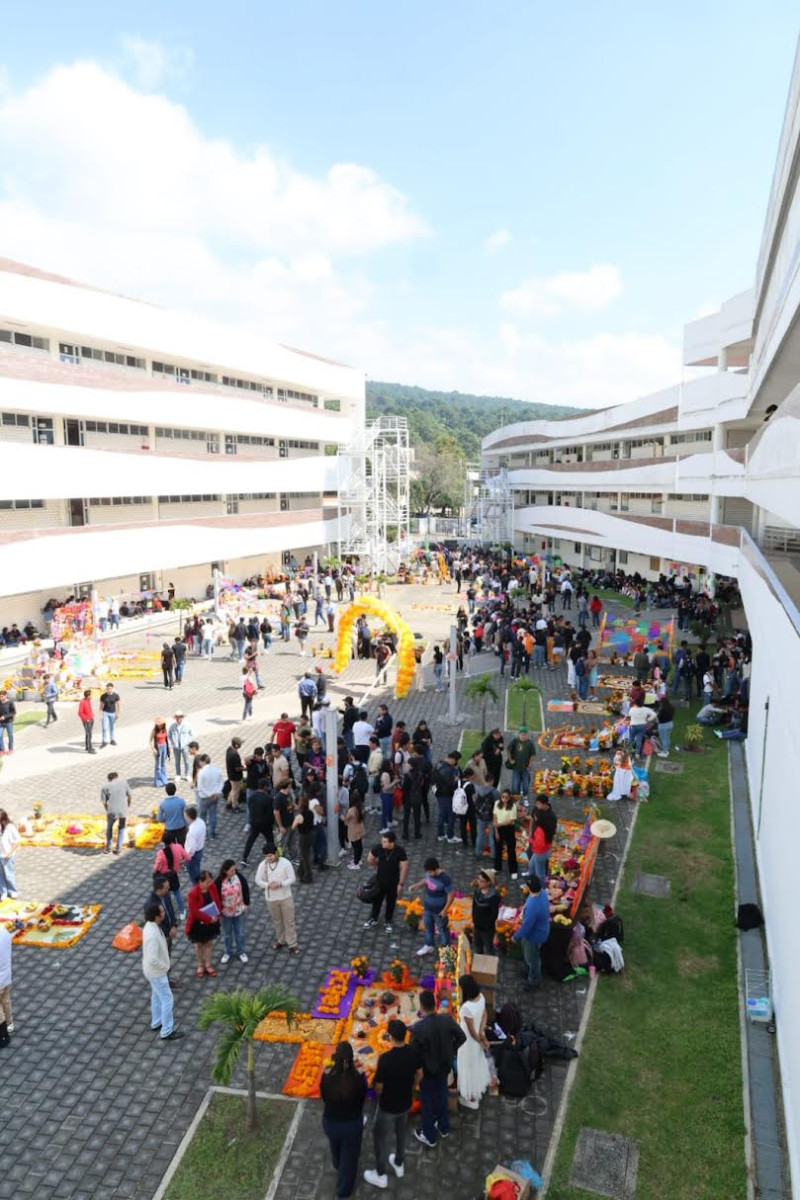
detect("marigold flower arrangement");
top-left (316, 970), bottom-right (352, 1016)
top-left (388, 958), bottom-right (406, 984)
top-left (350, 954), bottom-right (369, 979)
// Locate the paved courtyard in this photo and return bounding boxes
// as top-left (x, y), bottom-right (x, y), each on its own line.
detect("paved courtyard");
top-left (0, 583), bottom-right (634, 1200)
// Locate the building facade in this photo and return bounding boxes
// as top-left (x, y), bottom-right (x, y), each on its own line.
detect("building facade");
top-left (0, 259), bottom-right (364, 622)
top-left (482, 37), bottom-right (800, 1185)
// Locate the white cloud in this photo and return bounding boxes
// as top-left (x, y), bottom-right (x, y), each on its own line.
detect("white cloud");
top-left (120, 35), bottom-right (194, 90)
top-left (485, 228), bottom-right (512, 253)
top-left (500, 263), bottom-right (623, 318)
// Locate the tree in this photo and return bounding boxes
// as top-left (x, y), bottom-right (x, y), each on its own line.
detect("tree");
top-left (513, 677), bottom-right (539, 726)
top-left (412, 440), bottom-right (465, 520)
top-left (197, 986), bottom-right (301, 1131)
top-left (464, 673), bottom-right (500, 734)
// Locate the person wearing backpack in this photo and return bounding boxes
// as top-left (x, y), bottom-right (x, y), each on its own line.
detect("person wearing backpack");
top-left (474, 785), bottom-right (497, 860)
top-left (575, 653), bottom-right (589, 701)
top-left (411, 989), bottom-right (466, 1148)
top-left (432, 752), bottom-right (460, 844)
top-left (242, 667), bottom-right (257, 720)
top-left (456, 770), bottom-right (477, 849)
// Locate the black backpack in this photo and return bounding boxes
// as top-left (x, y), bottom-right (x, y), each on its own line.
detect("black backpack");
top-left (598, 914), bottom-right (624, 943)
top-left (493, 1041), bottom-right (534, 1097)
top-left (351, 762), bottom-right (369, 796)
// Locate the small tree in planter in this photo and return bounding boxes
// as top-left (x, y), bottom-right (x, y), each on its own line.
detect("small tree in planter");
top-left (684, 724), bottom-right (704, 753)
top-left (464, 673), bottom-right (499, 734)
top-left (689, 619), bottom-right (712, 649)
top-left (198, 985), bottom-right (301, 1132)
top-left (514, 677), bottom-right (539, 726)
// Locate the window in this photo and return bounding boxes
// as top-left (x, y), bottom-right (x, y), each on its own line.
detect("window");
top-left (226, 498), bottom-right (239, 515)
top-left (158, 495), bottom-right (221, 504)
top-left (0, 498), bottom-right (45, 510)
top-left (287, 440), bottom-right (318, 450)
top-left (60, 342), bottom-right (145, 369)
top-left (224, 433), bottom-right (275, 454)
top-left (279, 441), bottom-right (287, 458)
top-left (230, 492), bottom-right (276, 501)
top-left (0, 329), bottom-right (49, 351)
top-left (669, 430), bottom-right (713, 445)
top-left (618, 550), bottom-right (628, 565)
top-left (139, 573), bottom-right (154, 591)
top-left (221, 374), bottom-right (274, 397)
top-left (155, 426), bottom-right (219, 449)
top-left (324, 398), bottom-right (341, 411)
top-left (33, 417), bottom-right (54, 445)
top-left (88, 496), bottom-right (148, 507)
top-left (1, 412), bottom-right (30, 426)
top-left (280, 495), bottom-right (289, 511)
top-left (574, 543), bottom-right (582, 553)
top-left (190, 369), bottom-right (218, 383)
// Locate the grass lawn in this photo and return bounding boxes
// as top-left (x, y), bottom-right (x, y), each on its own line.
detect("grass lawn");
top-left (460, 730), bottom-right (485, 759)
top-left (594, 587), bottom-right (635, 609)
top-left (14, 709), bottom-right (45, 731)
top-left (506, 682), bottom-right (543, 731)
top-left (164, 1093), bottom-right (294, 1200)
top-left (546, 707), bottom-right (746, 1200)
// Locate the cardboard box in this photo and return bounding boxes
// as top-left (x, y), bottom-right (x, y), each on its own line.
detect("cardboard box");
top-left (471, 952), bottom-right (499, 990)
top-left (485, 1164), bottom-right (531, 1200)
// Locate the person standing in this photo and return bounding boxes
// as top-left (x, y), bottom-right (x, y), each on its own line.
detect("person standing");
top-left (196, 755), bottom-right (224, 839)
top-left (432, 752), bottom-right (460, 844)
top-left (295, 616), bottom-right (310, 655)
top-left (255, 846), bottom-right (300, 953)
top-left (173, 636), bottom-right (187, 685)
top-left (185, 870), bottom-right (221, 978)
top-left (493, 790), bottom-right (519, 879)
top-left (340, 697), bottom-right (357, 754)
top-left (298, 673), bottom-right (317, 721)
top-left (0, 923), bottom-right (12, 1043)
top-left (142, 902), bottom-right (184, 1041)
top-left (292, 795), bottom-right (316, 884)
top-left (374, 704), bottom-right (393, 760)
top-left (0, 691), bottom-right (16, 756)
top-left (527, 794), bottom-right (556, 883)
top-left (42, 675), bottom-right (59, 727)
top-left (99, 682), bottom-right (121, 748)
top-left (411, 990), bottom-right (466, 1148)
top-left (363, 1020), bottom-right (422, 1189)
top-left (352, 710), bottom-right (375, 765)
top-left (505, 728), bottom-right (536, 800)
top-left (589, 594), bottom-right (603, 628)
top-left (240, 787), bottom-right (275, 866)
top-left (214, 859), bottom-right (250, 964)
top-left (150, 718), bottom-right (170, 787)
top-left (471, 868), bottom-right (500, 955)
top-left (168, 711), bottom-right (194, 780)
top-left (456, 974), bottom-right (491, 1109)
top-left (101, 772), bottom-right (131, 855)
top-left (656, 693), bottom-right (675, 757)
top-left (363, 831), bottom-right (408, 935)
top-left (513, 875), bottom-right (550, 989)
top-left (225, 737), bottom-right (245, 811)
top-left (158, 782), bottom-right (188, 846)
top-left (77, 689), bottom-right (95, 754)
top-left (344, 792), bottom-right (364, 870)
top-left (160, 642), bottom-right (176, 690)
top-left (409, 857), bottom-right (454, 957)
top-left (153, 841), bottom-right (190, 922)
top-left (320, 1041), bottom-right (367, 1200)
top-left (271, 713), bottom-right (297, 755)
top-left (184, 805), bottom-right (206, 884)
top-left (0, 811), bottom-right (21, 898)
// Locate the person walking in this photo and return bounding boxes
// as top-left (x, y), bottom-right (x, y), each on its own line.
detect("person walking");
top-left (295, 616), bottom-right (310, 655)
top-left (513, 875), bottom-right (550, 989)
top-left (225, 738), bottom-right (245, 811)
top-left (77, 689), bottom-right (95, 754)
top-left (255, 846), bottom-right (300, 953)
top-left (98, 682), bottom-right (121, 748)
top-left (185, 870), bottom-right (221, 977)
top-left (411, 990), bottom-right (466, 1148)
top-left (167, 710), bottom-right (194, 780)
top-left (363, 831), bottom-right (408, 935)
top-left (184, 805), bottom-right (206, 884)
top-left (0, 691), bottom-right (16, 755)
top-left (0, 923), bottom-right (13, 1043)
top-left (196, 755), bottom-right (224, 839)
top-left (240, 787), bottom-right (275, 866)
top-left (173, 636), bottom-right (187, 685)
top-left (142, 902), bottom-right (184, 1041)
top-left (101, 772), bottom-right (131, 855)
top-left (42, 674), bottom-right (59, 727)
top-left (320, 1041), bottom-right (367, 1200)
top-left (363, 1020), bottom-right (422, 1189)
top-left (160, 642), bottom-right (176, 690)
top-left (153, 839), bottom-right (190, 922)
top-left (150, 718), bottom-right (170, 787)
top-left (214, 859), bottom-right (250, 964)
top-left (298, 673), bottom-right (317, 721)
top-left (493, 790), bottom-right (519, 879)
top-left (471, 868), bottom-right (500, 955)
top-left (0, 811), bottom-right (21, 898)
top-left (409, 857), bottom-right (454, 957)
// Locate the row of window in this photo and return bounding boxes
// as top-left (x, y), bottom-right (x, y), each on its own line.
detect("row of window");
top-left (157, 495), bottom-right (222, 503)
top-left (226, 434), bottom-right (275, 449)
top-left (85, 421), bottom-right (149, 436)
top-left (0, 330), bottom-right (50, 350)
top-left (88, 497), bottom-right (150, 506)
top-left (230, 492), bottom-right (276, 500)
top-left (155, 427), bottom-right (218, 443)
top-left (59, 343), bottom-right (145, 369)
top-left (670, 431), bottom-right (713, 444)
top-left (221, 375), bottom-right (273, 395)
top-left (0, 498), bottom-right (45, 509)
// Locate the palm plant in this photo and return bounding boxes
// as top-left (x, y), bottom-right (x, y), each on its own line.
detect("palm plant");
top-left (513, 676), bottom-right (539, 726)
top-left (464, 673), bottom-right (500, 734)
top-left (197, 985), bottom-right (301, 1131)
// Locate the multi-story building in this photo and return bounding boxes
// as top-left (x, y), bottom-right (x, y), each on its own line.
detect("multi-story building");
top-left (483, 40), bottom-right (800, 1183)
top-left (0, 259), bottom-right (364, 622)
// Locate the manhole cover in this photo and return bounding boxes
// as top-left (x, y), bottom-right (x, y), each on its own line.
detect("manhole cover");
top-left (632, 872), bottom-right (671, 898)
top-left (655, 760), bottom-right (683, 774)
top-left (570, 1127), bottom-right (640, 1198)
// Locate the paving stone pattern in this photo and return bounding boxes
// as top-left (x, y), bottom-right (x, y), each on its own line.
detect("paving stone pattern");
top-left (1, 586), bottom-right (636, 1200)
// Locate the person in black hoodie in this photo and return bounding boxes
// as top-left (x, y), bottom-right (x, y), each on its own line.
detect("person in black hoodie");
top-left (471, 868), bottom-right (500, 955)
top-left (240, 788), bottom-right (275, 865)
top-left (411, 989), bottom-right (466, 1148)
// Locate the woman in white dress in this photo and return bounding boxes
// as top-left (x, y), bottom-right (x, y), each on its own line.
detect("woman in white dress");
top-left (456, 974), bottom-right (491, 1109)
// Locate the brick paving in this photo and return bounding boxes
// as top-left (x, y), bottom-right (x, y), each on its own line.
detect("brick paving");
top-left (1, 584), bottom-right (635, 1200)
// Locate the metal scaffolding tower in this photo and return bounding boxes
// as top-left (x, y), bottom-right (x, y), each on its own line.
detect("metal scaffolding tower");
top-left (337, 416), bottom-right (411, 574)
top-left (478, 467), bottom-right (514, 547)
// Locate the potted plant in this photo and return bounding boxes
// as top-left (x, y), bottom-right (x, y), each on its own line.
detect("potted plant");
top-left (684, 723), bottom-right (704, 752)
top-left (350, 954), bottom-right (370, 980)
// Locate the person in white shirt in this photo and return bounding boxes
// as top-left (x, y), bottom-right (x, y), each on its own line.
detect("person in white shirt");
top-left (142, 902), bottom-right (184, 1041)
top-left (201, 620), bottom-right (216, 660)
top-left (0, 923), bottom-right (13, 1040)
top-left (702, 670), bottom-right (714, 702)
top-left (628, 703), bottom-right (657, 757)
top-left (168, 711), bottom-right (195, 780)
top-left (196, 756), bottom-right (224, 839)
top-left (255, 847), bottom-right (299, 953)
top-left (184, 805), bottom-right (207, 883)
top-left (352, 711), bottom-right (375, 765)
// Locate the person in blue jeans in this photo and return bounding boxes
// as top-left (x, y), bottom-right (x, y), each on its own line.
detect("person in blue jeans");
top-left (320, 1041), bottom-right (367, 1199)
top-left (411, 990), bottom-right (466, 1148)
top-left (433, 753), bottom-right (460, 843)
top-left (0, 691), bottom-right (16, 754)
top-left (409, 857), bottom-right (453, 957)
top-left (99, 683), bottom-right (120, 747)
top-left (513, 875), bottom-right (551, 989)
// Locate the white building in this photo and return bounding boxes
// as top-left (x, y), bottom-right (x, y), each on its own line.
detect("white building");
top-left (482, 38), bottom-right (800, 1184)
top-left (0, 259), bottom-right (364, 622)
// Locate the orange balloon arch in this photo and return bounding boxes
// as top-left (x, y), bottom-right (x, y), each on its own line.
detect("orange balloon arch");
top-left (333, 597), bottom-right (417, 698)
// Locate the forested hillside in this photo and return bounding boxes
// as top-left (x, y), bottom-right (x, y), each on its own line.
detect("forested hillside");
top-left (366, 380), bottom-right (584, 459)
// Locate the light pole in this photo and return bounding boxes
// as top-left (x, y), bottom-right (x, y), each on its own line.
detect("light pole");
top-left (324, 706), bottom-right (340, 864)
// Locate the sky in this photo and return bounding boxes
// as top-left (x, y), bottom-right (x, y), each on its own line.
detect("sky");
top-left (0, 1), bottom-right (798, 409)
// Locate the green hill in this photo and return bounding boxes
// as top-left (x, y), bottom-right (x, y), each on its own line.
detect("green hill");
top-left (365, 381), bottom-right (585, 460)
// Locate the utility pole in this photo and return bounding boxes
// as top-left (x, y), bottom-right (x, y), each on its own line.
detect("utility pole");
top-left (324, 706), bottom-right (340, 864)
top-left (447, 623), bottom-right (459, 724)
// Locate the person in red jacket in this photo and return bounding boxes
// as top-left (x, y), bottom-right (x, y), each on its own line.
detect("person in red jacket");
top-left (185, 870), bottom-right (221, 977)
top-left (77, 689), bottom-right (95, 754)
top-left (589, 595), bottom-right (603, 629)
top-left (527, 795), bottom-right (557, 883)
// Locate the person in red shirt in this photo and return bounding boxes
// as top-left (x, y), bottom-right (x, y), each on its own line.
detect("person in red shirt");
top-left (77, 689), bottom-right (95, 754)
top-left (589, 595), bottom-right (603, 628)
top-left (272, 713), bottom-right (297, 751)
top-left (527, 795), bottom-right (557, 883)
top-left (185, 871), bottom-right (221, 977)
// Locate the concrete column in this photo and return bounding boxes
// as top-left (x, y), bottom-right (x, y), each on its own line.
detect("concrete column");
top-left (709, 423), bottom-right (724, 525)
top-left (718, 346), bottom-right (728, 372)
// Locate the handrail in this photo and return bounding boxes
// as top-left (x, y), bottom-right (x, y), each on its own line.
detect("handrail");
top-left (357, 652), bottom-right (397, 708)
top-left (740, 529), bottom-right (800, 640)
